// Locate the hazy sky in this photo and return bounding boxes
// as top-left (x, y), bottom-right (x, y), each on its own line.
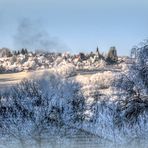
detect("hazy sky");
top-left (0, 0), bottom-right (148, 55)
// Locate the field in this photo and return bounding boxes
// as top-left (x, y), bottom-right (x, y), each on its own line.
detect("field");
top-left (0, 64), bottom-right (122, 88)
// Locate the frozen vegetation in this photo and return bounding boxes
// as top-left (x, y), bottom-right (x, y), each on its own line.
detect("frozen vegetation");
top-left (0, 41), bottom-right (148, 148)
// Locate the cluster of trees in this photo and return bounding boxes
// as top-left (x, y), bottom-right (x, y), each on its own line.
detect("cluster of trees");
top-left (116, 40), bottom-right (148, 97)
top-left (0, 48), bottom-right (29, 57)
top-left (13, 48), bottom-right (28, 55)
top-left (0, 73), bottom-right (87, 147)
top-left (113, 40), bottom-right (148, 126)
top-left (0, 48), bottom-right (12, 57)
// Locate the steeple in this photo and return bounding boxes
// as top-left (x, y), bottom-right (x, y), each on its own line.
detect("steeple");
top-left (96, 46), bottom-right (99, 53)
top-left (96, 46), bottom-right (100, 57)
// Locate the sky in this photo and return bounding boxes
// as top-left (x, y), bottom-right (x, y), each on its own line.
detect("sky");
top-left (0, 0), bottom-right (148, 55)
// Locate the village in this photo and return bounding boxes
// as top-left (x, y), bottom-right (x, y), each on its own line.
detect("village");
top-left (0, 47), bottom-right (130, 74)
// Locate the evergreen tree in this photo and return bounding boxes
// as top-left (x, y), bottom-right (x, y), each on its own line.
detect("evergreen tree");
top-left (24, 48), bottom-right (28, 54)
top-left (13, 51), bottom-right (17, 55)
top-left (21, 48), bottom-right (25, 55)
top-left (106, 46), bottom-right (118, 64)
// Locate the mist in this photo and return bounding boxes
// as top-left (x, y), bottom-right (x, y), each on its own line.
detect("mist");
top-left (13, 18), bottom-right (68, 52)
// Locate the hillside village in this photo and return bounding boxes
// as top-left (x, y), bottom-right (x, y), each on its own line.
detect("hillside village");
top-left (0, 47), bottom-right (131, 73)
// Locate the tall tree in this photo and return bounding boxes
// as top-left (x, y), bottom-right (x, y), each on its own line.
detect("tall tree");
top-left (106, 46), bottom-right (118, 64)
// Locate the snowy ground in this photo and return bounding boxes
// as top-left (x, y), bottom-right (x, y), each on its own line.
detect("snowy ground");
top-left (0, 69), bottom-right (50, 88)
top-left (0, 68), bottom-right (119, 88)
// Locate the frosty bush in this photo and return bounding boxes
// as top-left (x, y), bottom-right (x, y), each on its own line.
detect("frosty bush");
top-left (0, 65), bottom-right (5, 73)
top-left (0, 72), bottom-right (88, 147)
top-left (90, 71), bottom-right (114, 89)
top-left (10, 55), bottom-right (17, 65)
top-left (98, 59), bottom-right (106, 68)
top-left (55, 63), bottom-right (77, 77)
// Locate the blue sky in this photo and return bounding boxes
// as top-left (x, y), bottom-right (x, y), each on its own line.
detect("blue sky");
top-left (0, 0), bottom-right (148, 55)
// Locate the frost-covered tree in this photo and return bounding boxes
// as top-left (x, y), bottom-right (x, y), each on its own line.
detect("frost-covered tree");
top-left (0, 48), bottom-right (12, 57)
top-left (113, 40), bottom-right (148, 125)
top-left (0, 72), bottom-right (88, 146)
top-left (123, 40), bottom-right (148, 95)
top-left (133, 41), bottom-right (148, 93)
top-left (10, 55), bottom-right (17, 64)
